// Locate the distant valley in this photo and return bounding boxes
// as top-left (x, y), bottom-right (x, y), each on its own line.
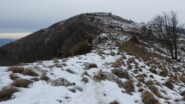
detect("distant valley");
top-left (0, 33), bottom-right (29, 46)
top-left (0, 39), bottom-right (16, 46)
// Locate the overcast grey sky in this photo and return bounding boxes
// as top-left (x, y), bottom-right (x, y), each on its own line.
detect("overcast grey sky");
top-left (0, 0), bottom-right (185, 33)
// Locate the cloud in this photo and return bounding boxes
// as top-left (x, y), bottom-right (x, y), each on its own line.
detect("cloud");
top-left (0, 0), bottom-right (185, 32)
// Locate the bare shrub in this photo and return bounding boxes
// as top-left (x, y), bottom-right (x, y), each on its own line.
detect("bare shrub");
top-left (12, 79), bottom-right (32, 88)
top-left (0, 86), bottom-right (19, 101)
top-left (142, 91), bottom-right (160, 104)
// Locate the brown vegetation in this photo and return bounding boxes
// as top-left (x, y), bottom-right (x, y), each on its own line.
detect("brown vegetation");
top-left (81, 77), bottom-right (89, 83)
top-left (8, 67), bottom-right (24, 73)
top-left (9, 73), bottom-right (20, 80)
top-left (22, 69), bottom-right (38, 76)
top-left (142, 91), bottom-right (160, 104)
top-left (110, 101), bottom-right (120, 104)
top-left (40, 76), bottom-right (49, 81)
top-left (11, 79), bottom-right (32, 88)
top-left (94, 71), bottom-right (107, 81)
top-left (111, 59), bottom-right (124, 67)
top-left (66, 69), bottom-right (75, 74)
top-left (86, 63), bottom-right (98, 69)
top-left (148, 86), bottom-right (163, 98)
top-left (181, 91), bottom-right (185, 100)
top-left (119, 38), bottom-right (171, 64)
top-left (112, 69), bottom-right (130, 79)
top-left (122, 80), bottom-right (135, 94)
top-left (8, 67), bottom-right (38, 76)
top-left (164, 80), bottom-right (174, 89)
top-left (0, 86), bottom-right (19, 101)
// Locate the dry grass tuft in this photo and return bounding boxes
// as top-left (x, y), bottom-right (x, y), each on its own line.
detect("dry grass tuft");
top-left (66, 69), bottom-right (75, 74)
top-left (22, 69), bottom-right (38, 76)
top-left (40, 76), bottom-right (49, 81)
top-left (111, 58), bottom-right (124, 67)
top-left (0, 86), bottom-right (19, 101)
top-left (94, 71), bottom-right (107, 81)
top-left (110, 101), bottom-right (120, 104)
top-left (142, 91), bottom-right (160, 104)
top-left (145, 80), bottom-right (154, 86)
top-left (8, 67), bottom-right (24, 73)
top-left (164, 80), bottom-right (174, 90)
top-left (11, 79), bottom-right (32, 88)
top-left (81, 77), bottom-right (89, 83)
top-left (8, 67), bottom-right (38, 76)
top-left (181, 91), bottom-right (185, 100)
top-left (86, 63), bottom-right (98, 69)
top-left (159, 67), bottom-right (168, 77)
top-left (127, 57), bottom-right (136, 65)
top-left (121, 80), bottom-right (135, 94)
top-left (9, 73), bottom-right (20, 80)
top-left (112, 69), bottom-right (130, 79)
top-left (180, 77), bottom-right (185, 83)
top-left (148, 86), bottom-right (163, 98)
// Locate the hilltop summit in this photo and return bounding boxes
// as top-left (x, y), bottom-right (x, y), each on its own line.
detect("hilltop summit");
top-left (0, 12), bottom-right (137, 66)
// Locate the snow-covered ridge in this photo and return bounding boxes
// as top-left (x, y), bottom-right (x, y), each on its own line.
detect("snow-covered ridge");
top-left (0, 33), bottom-right (185, 104)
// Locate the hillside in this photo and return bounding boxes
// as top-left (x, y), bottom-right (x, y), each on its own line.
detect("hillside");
top-left (0, 13), bottom-right (185, 104)
top-left (0, 13), bottom-right (132, 66)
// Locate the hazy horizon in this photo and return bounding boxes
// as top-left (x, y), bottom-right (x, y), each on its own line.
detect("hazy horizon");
top-left (0, 33), bottom-right (30, 39)
top-left (0, 0), bottom-right (185, 33)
